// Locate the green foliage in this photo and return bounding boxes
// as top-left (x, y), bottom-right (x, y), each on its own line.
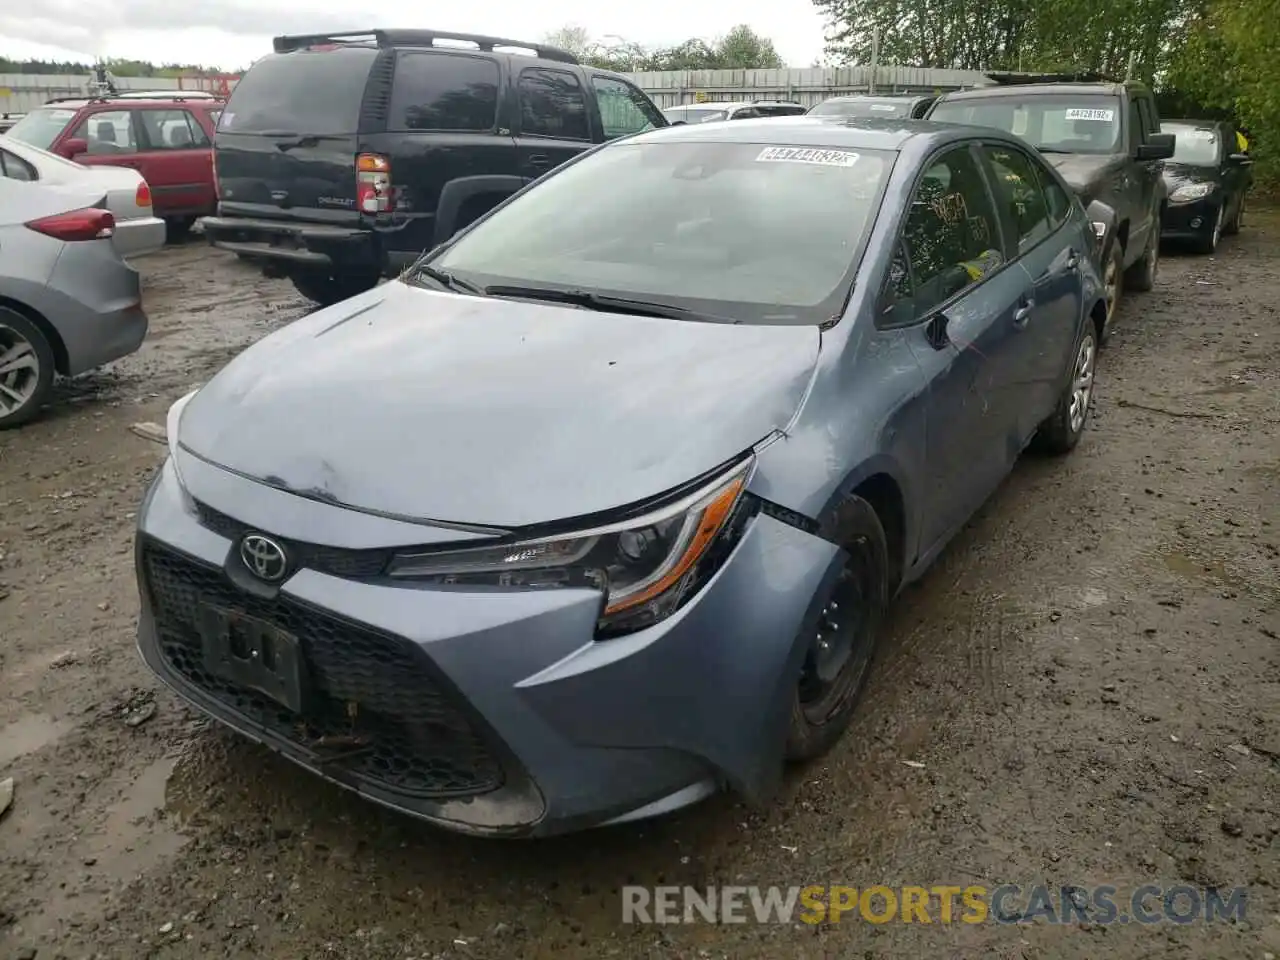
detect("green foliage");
top-left (543, 25), bottom-right (784, 73)
top-left (0, 56), bottom-right (233, 77)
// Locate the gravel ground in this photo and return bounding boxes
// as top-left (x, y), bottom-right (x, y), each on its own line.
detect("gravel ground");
top-left (0, 225), bottom-right (1277, 960)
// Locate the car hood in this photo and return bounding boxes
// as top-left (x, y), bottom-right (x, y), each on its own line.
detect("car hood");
top-left (178, 282), bottom-right (821, 529)
top-left (1041, 153), bottom-right (1125, 201)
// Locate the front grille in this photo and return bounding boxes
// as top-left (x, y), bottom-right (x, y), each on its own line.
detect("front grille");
top-left (143, 542), bottom-right (504, 798)
top-left (194, 500), bottom-right (391, 579)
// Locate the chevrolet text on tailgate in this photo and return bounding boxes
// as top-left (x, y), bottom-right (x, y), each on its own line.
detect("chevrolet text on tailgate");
top-left (926, 73), bottom-right (1175, 344)
top-left (202, 27), bottom-right (669, 307)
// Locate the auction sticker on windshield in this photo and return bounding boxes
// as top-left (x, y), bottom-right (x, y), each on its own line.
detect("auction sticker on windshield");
top-left (1065, 108), bottom-right (1115, 122)
top-left (756, 147), bottom-right (859, 167)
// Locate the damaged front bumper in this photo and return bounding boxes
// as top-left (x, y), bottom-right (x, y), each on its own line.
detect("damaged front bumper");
top-left (134, 455), bottom-right (841, 837)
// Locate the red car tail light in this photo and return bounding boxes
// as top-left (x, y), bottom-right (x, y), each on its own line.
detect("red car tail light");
top-left (25, 208), bottom-right (115, 242)
top-left (136, 181), bottom-right (152, 208)
top-left (356, 152), bottom-right (392, 214)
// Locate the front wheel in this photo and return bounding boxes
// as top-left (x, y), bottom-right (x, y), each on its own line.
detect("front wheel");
top-left (1033, 326), bottom-right (1097, 455)
top-left (0, 307), bottom-right (56, 430)
top-left (785, 496), bottom-right (890, 761)
top-left (1193, 205), bottom-right (1223, 254)
top-left (1225, 195), bottom-right (1244, 235)
top-left (289, 271), bottom-right (381, 307)
top-left (1098, 243), bottom-right (1123, 346)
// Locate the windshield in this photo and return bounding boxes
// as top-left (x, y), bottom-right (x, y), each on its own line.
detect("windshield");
top-left (428, 140), bottom-right (894, 324)
top-left (810, 99), bottom-right (910, 118)
top-left (6, 108), bottom-right (79, 150)
top-left (1164, 124), bottom-right (1221, 165)
top-left (217, 47), bottom-right (378, 136)
top-left (929, 94), bottom-right (1123, 155)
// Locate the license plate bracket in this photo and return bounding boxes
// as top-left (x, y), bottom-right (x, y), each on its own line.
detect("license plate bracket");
top-left (197, 603), bottom-right (307, 714)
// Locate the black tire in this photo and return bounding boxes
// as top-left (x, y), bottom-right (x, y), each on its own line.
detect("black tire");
top-left (1124, 224), bottom-right (1159, 293)
top-left (1193, 204), bottom-right (1223, 254)
top-left (1098, 242), bottom-right (1123, 347)
top-left (1225, 195), bottom-right (1244, 235)
top-left (785, 495), bottom-right (890, 761)
top-left (289, 271), bottom-right (380, 307)
top-left (1033, 325), bottom-right (1098, 456)
top-left (0, 307), bottom-right (56, 430)
top-left (165, 217), bottom-right (193, 244)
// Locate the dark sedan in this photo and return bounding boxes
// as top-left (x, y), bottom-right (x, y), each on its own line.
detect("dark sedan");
top-left (135, 117), bottom-right (1107, 837)
top-left (1160, 119), bottom-right (1253, 253)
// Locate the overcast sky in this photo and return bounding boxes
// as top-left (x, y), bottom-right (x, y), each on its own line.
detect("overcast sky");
top-left (0, 1), bottom-right (831, 71)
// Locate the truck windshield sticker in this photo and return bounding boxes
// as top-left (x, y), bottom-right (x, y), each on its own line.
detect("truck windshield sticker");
top-left (871, 104), bottom-right (897, 111)
top-left (1065, 108), bottom-right (1115, 122)
top-left (756, 146), bottom-right (859, 167)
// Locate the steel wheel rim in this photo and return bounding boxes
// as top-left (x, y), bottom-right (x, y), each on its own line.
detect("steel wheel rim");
top-left (1147, 231), bottom-right (1160, 284)
top-left (798, 536), bottom-right (876, 725)
top-left (1069, 334), bottom-right (1096, 433)
top-left (0, 323), bottom-right (40, 416)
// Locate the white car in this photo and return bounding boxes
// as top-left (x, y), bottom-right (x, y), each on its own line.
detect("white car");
top-left (0, 134), bottom-right (165, 258)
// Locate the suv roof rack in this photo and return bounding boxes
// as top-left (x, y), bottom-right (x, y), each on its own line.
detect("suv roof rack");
top-left (272, 28), bottom-right (579, 64)
top-left (985, 71), bottom-right (1121, 85)
top-left (45, 90), bottom-right (226, 105)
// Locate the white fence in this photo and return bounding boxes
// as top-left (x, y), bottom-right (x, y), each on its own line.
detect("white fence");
top-left (1, 65), bottom-right (998, 117)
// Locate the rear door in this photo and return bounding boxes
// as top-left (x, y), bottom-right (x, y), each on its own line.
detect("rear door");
top-left (132, 106), bottom-right (215, 216)
top-left (513, 65), bottom-right (593, 179)
top-left (213, 46), bottom-right (379, 225)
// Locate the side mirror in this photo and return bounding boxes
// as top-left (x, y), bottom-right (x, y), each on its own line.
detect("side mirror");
top-left (1136, 133), bottom-right (1175, 161)
top-left (1229, 152), bottom-right (1252, 165)
top-left (59, 137), bottom-right (89, 159)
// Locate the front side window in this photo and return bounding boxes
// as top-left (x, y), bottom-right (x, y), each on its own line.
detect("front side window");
top-left (592, 76), bottom-right (662, 139)
top-left (982, 144), bottom-right (1052, 249)
top-left (390, 53), bottom-right (499, 132)
top-left (518, 68), bottom-right (590, 141)
top-left (929, 95), bottom-right (1123, 155)
top-left (429, 141), bottom-right (895, 324)
top-left (73, 110), bottom-right (138, 154)
top-left (139, 109), bottom-right (209, 150)
top-left (1163, 124), bottom-right (1222, 166)
top-left (901, 145), bottom-right (1005, 314)
top-left (4, 108), bottom-right (78, 151)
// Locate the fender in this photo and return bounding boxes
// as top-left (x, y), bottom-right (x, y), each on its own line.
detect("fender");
top-left (432, 175), bottom-right (527, 247)
top-left (1086, 198), bottom-right (1120, 266)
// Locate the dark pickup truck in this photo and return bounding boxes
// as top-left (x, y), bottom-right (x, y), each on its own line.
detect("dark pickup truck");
top-left (927, 76), bottom-right (1175, 342)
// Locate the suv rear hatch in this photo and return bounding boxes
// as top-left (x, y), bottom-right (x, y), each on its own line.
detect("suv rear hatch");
top-left (214, 45), bottom-right (381, 223)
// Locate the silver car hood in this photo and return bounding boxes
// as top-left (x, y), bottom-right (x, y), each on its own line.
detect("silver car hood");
top-left (178, 282), bottom-right (821, 529)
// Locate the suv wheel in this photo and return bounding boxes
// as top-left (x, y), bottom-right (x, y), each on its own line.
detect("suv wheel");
top-left (785, 495), bottom-right (889, 761)
top-left (0, 307), bottom-right (55, 430)
top-left (1125, 225), bottom-right (1159, 293)
top-left (290, 271), bottom-right (381, 307)
top-left (1099, 243), bottom-right (1123, 346)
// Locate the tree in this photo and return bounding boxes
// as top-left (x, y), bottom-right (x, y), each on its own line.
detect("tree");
top-left (716, 25), bottom-right (785, 69)
top-left (541, 26), bottom-right (593, 59)
top-left (542, 25), bottom-right (788, 72)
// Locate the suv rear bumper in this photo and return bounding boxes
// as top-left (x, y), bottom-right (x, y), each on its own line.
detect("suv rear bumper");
top-left (202, 216), bottom-right (382, 274)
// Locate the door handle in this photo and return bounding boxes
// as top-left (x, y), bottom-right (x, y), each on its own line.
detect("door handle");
top-left (528, 154), bottom-right (551, 167)
top-left (1013, 300), bottom-right (1034, 328)
top-left (1066, 248), bottom-right (1080, 270)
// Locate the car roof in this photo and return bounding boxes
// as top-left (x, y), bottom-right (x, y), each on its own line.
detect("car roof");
top-left (37, 97), bottom-right (222, 110)
top-left (939, 82), bottom-right (1131, 100)
top-left (631, 115), bottom-right (1006, 152)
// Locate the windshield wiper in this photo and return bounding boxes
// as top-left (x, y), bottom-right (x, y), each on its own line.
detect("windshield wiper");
top-left (1032, 146), bottom-right (1076, 154)
top-left (413, 265), bottom-right (485, 295)
top-left (483, 285), bottom-right (739, 323)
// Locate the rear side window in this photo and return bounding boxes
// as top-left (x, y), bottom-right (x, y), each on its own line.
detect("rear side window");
top-left (518, 68), bottom-right (590, 141)
top-left (73, 110), bottom-right (138, 154)
top-left (389, 53), bottom-right (499, 132)
top-left (139, 109), bottom-right (210, 150)
top-left (218, 47), bottom-right (378, 136)
top-left (0, 148), bottom-right (37, 181)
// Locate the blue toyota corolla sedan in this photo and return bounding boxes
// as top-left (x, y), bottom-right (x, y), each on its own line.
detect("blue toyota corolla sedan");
top-left (135, 117), bottom-right (1107, 837)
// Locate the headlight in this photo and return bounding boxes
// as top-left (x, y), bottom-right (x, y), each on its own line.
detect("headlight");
top-left (166, 390), bottom-right (198, 511)
top-left (1170, 182), bottom-right (1213, 203)
top-left (388, 458), bottom-right (755, 636)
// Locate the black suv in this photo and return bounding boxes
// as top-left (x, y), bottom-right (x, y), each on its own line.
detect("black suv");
top-left (202, 29), bottom-right (669, 305)
top-left (927, 75), bottom-right (1175, 342)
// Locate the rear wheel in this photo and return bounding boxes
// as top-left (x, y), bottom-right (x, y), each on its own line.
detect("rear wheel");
top-left (289, 271), bottom-right (381, 307)
top-left (1225, 195), bottom-right (1244, 235)
top-left (785, 496), bottom-right (890, 761)
top-left (1125, 224), bottom-right (1159, 293)
top-left (1033, 326), bottom-right (1097, 455)
top-left (165, 217), bottom-right (194, 243)
top-left (0, 307), bottom-right (55, 430)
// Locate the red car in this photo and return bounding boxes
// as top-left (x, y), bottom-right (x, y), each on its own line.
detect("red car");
top-left (5, 91), bottom-right (224, 241)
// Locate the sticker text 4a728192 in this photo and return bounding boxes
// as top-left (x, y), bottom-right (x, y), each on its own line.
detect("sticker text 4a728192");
top-left (1064, 108), bottom-right (1115, 122)
top-left (756, 147), bottom-right (860, 167)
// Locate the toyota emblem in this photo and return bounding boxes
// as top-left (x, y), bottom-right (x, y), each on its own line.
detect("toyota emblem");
top-left (240, 534), bottom-right (288, 582)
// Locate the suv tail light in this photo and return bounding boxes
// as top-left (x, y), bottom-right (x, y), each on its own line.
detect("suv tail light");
top-left (26, 208), bottom-right (115, 242)
top-left (135, 181), bottom-right (152, 208)
top-left (356, 153), bottom-right (392, 214)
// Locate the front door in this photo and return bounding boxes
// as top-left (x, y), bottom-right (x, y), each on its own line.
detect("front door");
top-left (1130, 97), bottom-right (1162, 255)
top-left (513, 66), bottom-right (594, 182)
top-left (889, 143), bottom-right (1032, 550)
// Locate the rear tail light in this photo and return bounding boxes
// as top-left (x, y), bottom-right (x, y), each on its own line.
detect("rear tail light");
top-left (135, 181), bottom-right (152, 208)
top-left (26, 208), bottom-right (115, 242)
top-left (356, 153), bottom-right (392, 214)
